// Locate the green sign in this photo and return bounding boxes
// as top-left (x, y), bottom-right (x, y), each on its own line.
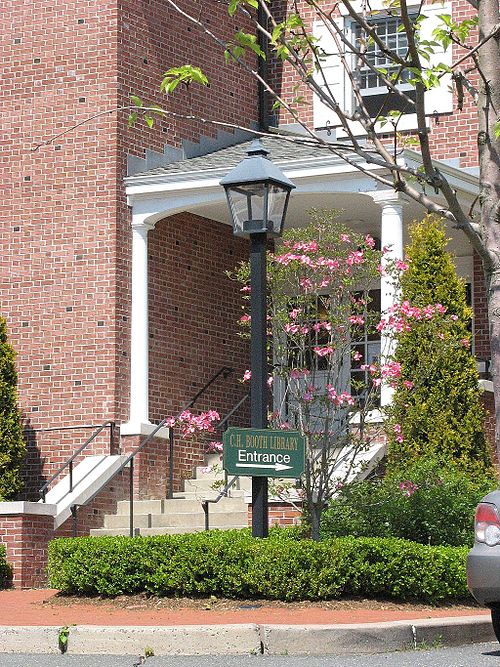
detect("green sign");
top-left (223, 427), bottom-right (305, 478)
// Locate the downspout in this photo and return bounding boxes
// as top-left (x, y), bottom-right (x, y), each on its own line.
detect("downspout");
top-left (257, 2), bottom-right (269, 132)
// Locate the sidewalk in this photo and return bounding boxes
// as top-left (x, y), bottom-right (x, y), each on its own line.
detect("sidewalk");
top-left (0, 588), bottom-right (495, 656)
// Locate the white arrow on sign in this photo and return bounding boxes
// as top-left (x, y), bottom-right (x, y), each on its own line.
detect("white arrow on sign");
top-left (235, 462), bottom-right (293, 472)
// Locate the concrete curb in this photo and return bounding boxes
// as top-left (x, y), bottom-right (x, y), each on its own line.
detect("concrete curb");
top-left (0, 616), bottom-right (494, 655)
top-left (261, 616), bottom-right (495, 655)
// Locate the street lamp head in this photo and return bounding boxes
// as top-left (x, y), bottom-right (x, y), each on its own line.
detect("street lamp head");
top-left (220, 139), bottom-right (296, 238)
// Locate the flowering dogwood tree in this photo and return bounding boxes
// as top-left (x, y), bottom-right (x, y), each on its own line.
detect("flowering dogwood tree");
top-left (234, 211), bottom-right (384, 539)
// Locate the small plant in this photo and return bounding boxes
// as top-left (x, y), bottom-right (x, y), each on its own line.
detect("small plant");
top-left (144, 647), bottom-right (155, 657)
top-left (58, 625), bottom-right (70, 653)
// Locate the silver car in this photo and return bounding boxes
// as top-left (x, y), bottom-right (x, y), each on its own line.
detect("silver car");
top-left (467, 489), bottom-right (500, 642)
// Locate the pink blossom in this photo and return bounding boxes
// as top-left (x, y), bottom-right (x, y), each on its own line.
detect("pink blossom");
top-left (372, 378), bottom-right (382, 387)
top-left (340, 234), bottom-right (350, 243)
top-left (290, 368), bottom-right (310, 380)
top-left (289, 308), bottom-right (301, 320)
top-left (395, 259), bottom-right (409, 271)
top-left (312, 321), bottom-right (332, 333)
top-left (314, 345), bottom-right (334, 357)
top-left (267, 376), bottom-right (274, 388)
top-left (346, 250), bottom-right (365, 266)
top-left (292, 240), bottom-right (319, 253)
top-left (300, 277), bottom-right (313, 292)
top-left (365, 234), bottom-right (375, 248)
top-left (403, 380), bottom-right (414, 390)
top-left (206, 441), bottom-right (223, 453)
top-left (450, 314), bottom-right (458, 321)
top-left (352, 350), bottom-right (362, 361)
top-left (284, 323), bottom-right (300, 334)
top-left (461, 338), bottom-right (471, 348)
top-left (349, 315), bottom-right (365, 326)
top-left (240, 286), bottom-right (251, 293)
top-left (240, 314), bottom-right (251, 323)
top-left (399, 480), bottom-right (418, 497)
top-left (243, 369), bottom-right (252, 382)
top-left (380, 361), bottom-right (402, 379)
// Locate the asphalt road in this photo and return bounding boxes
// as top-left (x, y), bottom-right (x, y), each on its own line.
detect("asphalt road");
top-left (1, 644), bottom-right (500, 667)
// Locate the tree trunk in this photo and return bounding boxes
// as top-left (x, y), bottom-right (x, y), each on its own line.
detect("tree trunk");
top-left (477, 0), bottom-right (500, 460)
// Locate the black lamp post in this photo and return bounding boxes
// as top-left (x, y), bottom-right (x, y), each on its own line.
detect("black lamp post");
top-left (221, 140), bottom-right (296, 537)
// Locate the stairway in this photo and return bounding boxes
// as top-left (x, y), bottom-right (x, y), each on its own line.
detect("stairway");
top-left (90, 454), bottom-right (251, 536)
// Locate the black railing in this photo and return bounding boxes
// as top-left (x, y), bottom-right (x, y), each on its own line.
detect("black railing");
top-left (39, 421), bottom-right (115, 502)
top-left (69, 366), bottom-right (236, 537)
top-left (167, 366), bottom-right (234, 499)
top-left (201, 392), bottom-right (250, 530)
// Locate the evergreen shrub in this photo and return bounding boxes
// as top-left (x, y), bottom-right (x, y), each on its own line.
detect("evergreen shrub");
top-left (321, 457), bottom-right (495, 546)
top-left (385, 216), bottom-right (492, 476)
top-left (0, 544), bottom-right (12, 589)
top-left (0, 316), bottom-right (26, 500)
top-left (48, 530), bottom-right (469, 603)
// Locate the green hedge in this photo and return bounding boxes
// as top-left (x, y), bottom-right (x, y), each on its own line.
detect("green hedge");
top-left (0, 544), bottom-right (12, 589)
top-left (48, 530), bottom-right (469, 603)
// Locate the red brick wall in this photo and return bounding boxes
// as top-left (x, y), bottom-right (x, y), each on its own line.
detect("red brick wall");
top-left (1, 0), bottom-right (257, 498)
top-left (248, 501), bottom-right (302, 528)
top-left (0, 512), bottom-right (53, 588)
top-left (473, 251), bottom-right (491, 360)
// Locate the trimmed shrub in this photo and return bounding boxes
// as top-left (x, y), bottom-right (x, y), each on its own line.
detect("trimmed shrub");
top-left (321, 458), bottom-right (495, 546)
top-left (0, 316), bottom-right (26, 500)
top-left (48, 530), bottom-right (469, 603)
top-left (385, 216), bottom-right (492, 476)
top-left (0, 544), bottom-right (12, 589)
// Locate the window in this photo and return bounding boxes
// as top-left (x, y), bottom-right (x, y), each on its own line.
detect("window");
top-left (354, 15), bottom-right (416, 118)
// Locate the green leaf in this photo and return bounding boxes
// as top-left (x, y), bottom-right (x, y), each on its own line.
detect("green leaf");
top-left (144, 116), bottom-right (154, 129)
top-left (494, 120), bottom-right (500, 140)
top-left (128, 111), bottom-right (138, 127)
top-left (130, 95), bottom-right (143, 108)
top-left (161, 65), bottom-right (209, 94)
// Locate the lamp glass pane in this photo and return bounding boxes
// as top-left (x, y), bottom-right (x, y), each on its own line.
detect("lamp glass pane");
top-left (267, 184), bottom-right (288, 234)
top-left (226, 183), bottom-right (267, 235)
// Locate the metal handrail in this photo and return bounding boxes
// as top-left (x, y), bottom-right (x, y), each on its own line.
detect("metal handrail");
top-left (201, 392), bottom-right (250, 530)
top-left (39, 421), bottom-right (115, 502)
top-left (69, 366), bottom-right (236, 537)
top-left (201, 475), bottom-right (241, 531)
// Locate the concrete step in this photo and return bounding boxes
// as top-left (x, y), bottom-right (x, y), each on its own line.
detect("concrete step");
top-left (89, 528), bottom-right (139, 537)
top-left (104, 513), bottom-right (151, 529)
top-left (183, 477), bottom-right (252, 494)
top-left (116, 499), bottom-right (164, 515)
top-left (150, 510), bottom-right (248, 528)
top-left (172, 489), bottom-right (248, 500)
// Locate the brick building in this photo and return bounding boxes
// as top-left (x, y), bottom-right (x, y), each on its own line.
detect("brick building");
top-left (0, 0), bottom-right (492, 585)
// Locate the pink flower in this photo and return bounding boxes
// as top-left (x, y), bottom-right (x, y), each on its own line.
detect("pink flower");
top-left (284, 323), bottom-right (300, 334)
top-left (243, 369), bottom-right (252, 382)
top-left (289, 308), bottom-right (301, 320)
top-left (403, 380), bottom-right (414, 390)
top-left (290, 368), bottom-right (310, 380)
top-left (267, 375), bottom-right (274, 387)
top-left (240, 314), bottom-right (251, 323)
top-left (365, 234), bottom-right (375, 248)
top-left (206, 441), bottom-right (223, 453)
top-left (395, 259), bottom-right (409, 272)
top-left (461, 338), bottom-right (471, 348)
top-left (340, 234), bottom-right (350, 243)
top-left (240, 286), bottom-right (251, 293)
top-left (314, 345), bottom-right (334, 357)
top-left (349, 315), bottom-right (365, 326)
top-left (450, 314), bottom-right (458, 321)
top-left (399, 480), bottom-right (418, 497)
top-left (300, 277), bottom-right (313, 292)
top-left (352, 350), bottom-right (362, 361)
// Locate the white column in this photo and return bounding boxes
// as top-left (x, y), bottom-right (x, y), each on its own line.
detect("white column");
top-left (121, 217), bottom-right (154, 434)
top-left (371, 191), bottom-right (406, 407)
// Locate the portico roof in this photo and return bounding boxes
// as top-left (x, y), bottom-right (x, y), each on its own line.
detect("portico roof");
top-left (124, 134), bottom-right (479, 262)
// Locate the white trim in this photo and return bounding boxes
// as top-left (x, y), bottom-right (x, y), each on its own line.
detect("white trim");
top-left (0, 501), bottom-right (57, 517)
top-left (120, 423), bottom-right (170, 439)
top-left (479, 379), bottom-right (494, 393)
